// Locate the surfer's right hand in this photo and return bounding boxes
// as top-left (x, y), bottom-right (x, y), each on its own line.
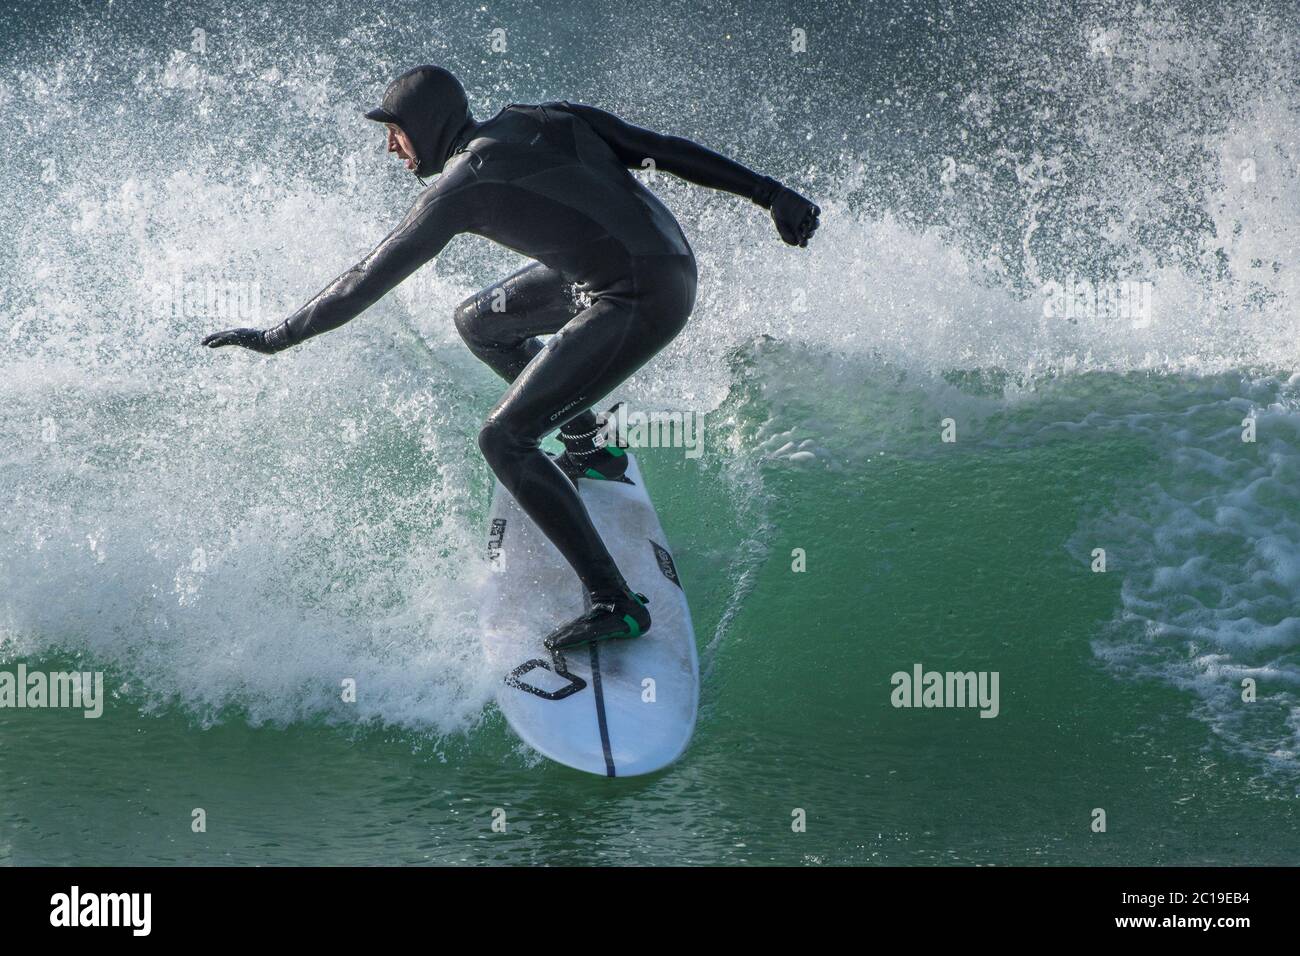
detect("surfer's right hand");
top-left (771, 186), bottom-right (820, 247)
top-left (201, 328), bottom-right (277, 354)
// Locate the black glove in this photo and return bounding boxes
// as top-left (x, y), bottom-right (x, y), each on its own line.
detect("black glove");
top-left (770, 186), bottom-right (820, 247)
top-left (201, 328), bottom-right (279, 354)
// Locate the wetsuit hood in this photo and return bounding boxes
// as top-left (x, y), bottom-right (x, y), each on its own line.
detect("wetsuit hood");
top-left (364, 65), bottom-right (476, 178)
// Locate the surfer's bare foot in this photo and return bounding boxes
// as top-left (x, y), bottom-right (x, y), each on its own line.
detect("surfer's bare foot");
top-left (544, 589), bottom-right (650, 651)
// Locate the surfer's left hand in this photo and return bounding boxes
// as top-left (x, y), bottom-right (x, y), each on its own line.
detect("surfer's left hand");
top-left (201, 328), bottom-right (277, 354)
top-left (771, 187), bottom-right (820, 247)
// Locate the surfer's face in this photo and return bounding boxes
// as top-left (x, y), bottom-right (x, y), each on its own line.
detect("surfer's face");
top-left (385, 124), bottom-right (418, 171)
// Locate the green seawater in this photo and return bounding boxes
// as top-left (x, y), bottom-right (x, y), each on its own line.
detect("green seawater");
top-left (4, 367), bottom-right (1298, 865)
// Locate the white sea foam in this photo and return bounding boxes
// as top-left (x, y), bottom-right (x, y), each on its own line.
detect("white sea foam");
top-left (1069, 379), bottom-right (1300, 773)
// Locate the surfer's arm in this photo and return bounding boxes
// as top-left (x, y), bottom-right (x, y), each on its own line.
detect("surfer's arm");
top-left (553, 101), bottom-right (820, 247)
top-left (258, 181), bottom-right (469, 352)
top-left (553, 101), bottom-right (784, 206)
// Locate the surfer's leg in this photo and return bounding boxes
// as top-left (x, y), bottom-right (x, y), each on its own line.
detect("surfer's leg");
top-left (453, 262), bottom-right (577, 379)
top-left (453, 262), bottom-right (604, 442)
top-left (477, 254), bottom-right (697, 648)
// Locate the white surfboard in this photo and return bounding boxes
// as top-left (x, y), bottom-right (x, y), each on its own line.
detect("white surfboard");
top-left (479, 453), bottom-right (699, 776)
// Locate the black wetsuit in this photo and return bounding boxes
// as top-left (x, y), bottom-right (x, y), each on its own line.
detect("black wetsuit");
top-left (205, 67), bottom-right (819, 639)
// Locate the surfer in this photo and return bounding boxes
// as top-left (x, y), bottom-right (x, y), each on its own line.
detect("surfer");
top-left (203, 65), bottom-right (819, 650)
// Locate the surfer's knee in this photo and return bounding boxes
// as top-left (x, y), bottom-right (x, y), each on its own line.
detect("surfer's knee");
top-left (477, 418), bottom-right (510, 465)
top-left (453, 292), bottom-right (488, 348)
top-left (477, 416), bottom-right (538, 469)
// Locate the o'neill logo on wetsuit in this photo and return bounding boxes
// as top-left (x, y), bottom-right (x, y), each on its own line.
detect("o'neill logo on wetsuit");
top-left (649, 540), bottom-right (681, 588)
top-left (548, 396), bottom-right (586, 422)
